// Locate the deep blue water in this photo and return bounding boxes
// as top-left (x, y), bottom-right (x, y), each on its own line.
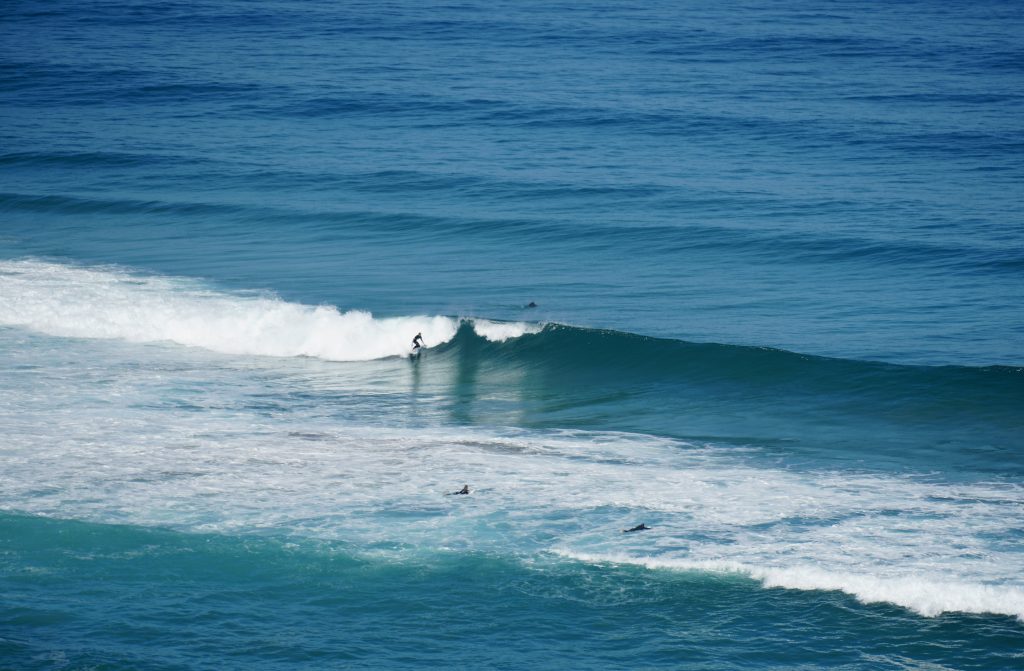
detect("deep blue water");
top-left (1, 1), bottom-right (1023, 669)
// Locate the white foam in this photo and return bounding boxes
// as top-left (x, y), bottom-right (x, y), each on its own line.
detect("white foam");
top-left (0, 260), bottom-right (537, 360)
top-left (556, 552), bottom-right (1024, 620)
top-left (2, 356), bottom-right (1020, 623)
top-left (471, 318), bottom-right (543, 342)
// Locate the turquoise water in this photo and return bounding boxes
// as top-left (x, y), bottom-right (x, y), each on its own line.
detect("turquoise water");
top-left (2, 1), bottom-right (1023, 669)
top-left (4, 514), bottom-right (1021, 671)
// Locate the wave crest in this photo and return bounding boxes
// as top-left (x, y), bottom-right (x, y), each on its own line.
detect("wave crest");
top-left (0, 260), bottom-right (536, 360)
top-left (556, 551), bottom-right (1024, 621)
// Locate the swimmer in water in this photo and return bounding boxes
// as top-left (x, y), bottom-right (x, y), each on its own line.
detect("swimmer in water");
top-left (446, 485), bottom-right (470, 495)
top-left (622, 523), bottom-right (650, 533)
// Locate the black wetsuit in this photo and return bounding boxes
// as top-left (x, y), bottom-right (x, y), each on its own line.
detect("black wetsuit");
top-left (412, 334), bottom-right (423, 349)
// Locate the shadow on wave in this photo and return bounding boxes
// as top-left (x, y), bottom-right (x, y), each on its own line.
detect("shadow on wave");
top-left (422, 322), bottom-right (1023, 470)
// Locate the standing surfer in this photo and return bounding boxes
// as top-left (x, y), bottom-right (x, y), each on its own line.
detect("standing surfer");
top-left (412, 332), bottom-right (424, 351)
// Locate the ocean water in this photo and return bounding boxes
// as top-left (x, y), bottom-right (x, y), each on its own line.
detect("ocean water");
top-left (1, 1), bottom-right (1023, 669)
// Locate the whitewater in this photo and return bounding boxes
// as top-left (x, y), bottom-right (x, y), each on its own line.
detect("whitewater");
top-left (0, 260), bottom-right (541, 360)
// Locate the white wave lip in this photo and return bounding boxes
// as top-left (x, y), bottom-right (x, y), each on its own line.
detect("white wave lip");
top-left (556, 551), bottom-right (1024, 621)
top-left (472, 318), bottom-right (543, 342)
top-left (0, 260), bottom-right (536, 360)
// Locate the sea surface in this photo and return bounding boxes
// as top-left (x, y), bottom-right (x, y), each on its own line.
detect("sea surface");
top-left (2, 1), bottom-right (1023, 669)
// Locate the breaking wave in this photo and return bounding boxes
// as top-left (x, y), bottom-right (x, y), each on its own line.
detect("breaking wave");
top-left (0, 259), bottom-right (539, 360)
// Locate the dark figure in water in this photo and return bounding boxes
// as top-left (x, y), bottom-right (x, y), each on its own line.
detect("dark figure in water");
top-left (622, 523), bottom-right (650, 533)
top-left (526, 301), bottom-right (538, 308)
top-left (412, 333), bottom-right (424, 350)
top-left (446, 485), bottom-right (470, 495)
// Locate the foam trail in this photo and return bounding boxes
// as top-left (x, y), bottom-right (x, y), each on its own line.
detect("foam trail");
top-left (0, 260), bottom-right (534, 360)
